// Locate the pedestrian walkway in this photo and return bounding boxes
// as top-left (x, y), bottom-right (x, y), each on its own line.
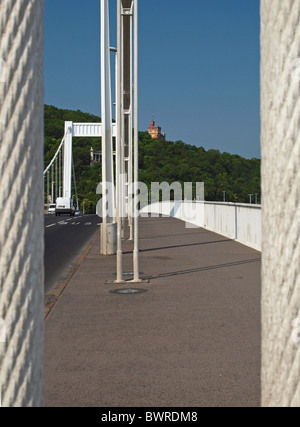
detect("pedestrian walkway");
top-left (45, 216), bottom-right (261, 407)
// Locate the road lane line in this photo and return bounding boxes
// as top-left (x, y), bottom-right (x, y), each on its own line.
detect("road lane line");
top-left (46, 224), bottom-right (56, 228)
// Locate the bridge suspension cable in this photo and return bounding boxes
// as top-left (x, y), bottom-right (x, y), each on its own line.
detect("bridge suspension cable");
top-left (44, 134), bottom-right (66, 207)
top-left (44, 134), bottom-right (66, 176)
top-left (72, 156), bottom-right (79, 211)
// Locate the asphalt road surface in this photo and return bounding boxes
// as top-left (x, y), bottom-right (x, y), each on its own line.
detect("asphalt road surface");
top-left (44, 214), bottom-right (101, 293)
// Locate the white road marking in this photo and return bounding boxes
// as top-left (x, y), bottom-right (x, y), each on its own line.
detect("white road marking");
top-left (46, 218), bottom-right (97, 228)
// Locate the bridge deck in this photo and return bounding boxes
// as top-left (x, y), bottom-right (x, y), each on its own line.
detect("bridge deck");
top-left (45, 216), bottom-right (261, 407)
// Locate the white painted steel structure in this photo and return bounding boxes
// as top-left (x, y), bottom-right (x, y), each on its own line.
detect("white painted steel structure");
top-left (73, 122), bottom-right (117, 138)
top-left (63, 122), bottom-right (73, 200)
top-left (60, 121), bottom-right (117, 201)
top-left (115, 0), bottom-right (141, 282)
top-left (43, 122), bottom-right (117, 207)
top-left (133, 0), bottom-right (140, 282)
top-left (101, 0), bottom-right (116, 254)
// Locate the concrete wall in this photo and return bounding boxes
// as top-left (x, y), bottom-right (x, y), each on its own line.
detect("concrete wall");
top-left (141, 201), bottom-right (261, 252)
top-left (204, 202), bottom-right (261, 251)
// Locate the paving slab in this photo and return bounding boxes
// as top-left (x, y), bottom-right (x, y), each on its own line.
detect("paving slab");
top-left (45, 216), bottom-right (261, 407)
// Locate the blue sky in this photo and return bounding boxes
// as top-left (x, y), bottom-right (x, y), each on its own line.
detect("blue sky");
top-left (44, 0), bottom-right (261, 159)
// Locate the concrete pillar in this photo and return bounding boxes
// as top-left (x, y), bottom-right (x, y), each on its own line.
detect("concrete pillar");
top-left (101, 223), bottom-right (117, 255)
top-left (0, 0), bottom-right (44, 407)
top-left (261, 0), bottom-right (300, 407)
top-left (63, 121), bottom-right (73, 199)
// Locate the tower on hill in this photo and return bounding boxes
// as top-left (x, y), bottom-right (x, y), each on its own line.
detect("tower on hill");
top-left (148, 120), bottom-right (166, 140)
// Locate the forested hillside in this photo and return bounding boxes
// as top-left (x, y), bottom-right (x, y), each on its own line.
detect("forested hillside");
top-left (44, 104), bottom-right (261, 213)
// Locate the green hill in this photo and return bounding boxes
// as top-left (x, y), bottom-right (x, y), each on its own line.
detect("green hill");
top-left (44, 104), bottom-right (261, 213)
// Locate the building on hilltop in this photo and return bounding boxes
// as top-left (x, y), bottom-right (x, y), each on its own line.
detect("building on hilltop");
top-left (90, 147), bottom-right (101, 166)
top-left (90, 147), bottom-right (117, 166)
top-left (148, 120), bottom-right (166, 140)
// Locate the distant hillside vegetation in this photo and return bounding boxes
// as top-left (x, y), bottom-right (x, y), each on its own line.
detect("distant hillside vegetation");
top-left (44, 104), bottom-right (261, 213)
top-left (138, 131), bottom-right (261, 203)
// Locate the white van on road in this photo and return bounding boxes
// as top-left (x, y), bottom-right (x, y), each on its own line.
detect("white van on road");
top-left (55, 197), bottom-right (76, 216)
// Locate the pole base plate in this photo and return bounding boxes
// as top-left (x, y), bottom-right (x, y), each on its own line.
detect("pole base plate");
top-left (106, 278), bottom-right (150, 285)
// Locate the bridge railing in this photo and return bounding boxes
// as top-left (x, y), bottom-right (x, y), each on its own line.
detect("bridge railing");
top-left (141, 201), bottom-right (261, 252)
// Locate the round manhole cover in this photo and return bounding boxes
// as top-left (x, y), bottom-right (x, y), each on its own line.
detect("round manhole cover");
top-left (109, 288), bottom-right (148, 295)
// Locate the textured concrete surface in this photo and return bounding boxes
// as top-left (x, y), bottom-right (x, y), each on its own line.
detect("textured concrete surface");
top-left (45, 216), bottom-right (261, 407)
top-left (260, 0), bottom-right (300, 407)
top-left (0, 0), bottom-right (44, 407)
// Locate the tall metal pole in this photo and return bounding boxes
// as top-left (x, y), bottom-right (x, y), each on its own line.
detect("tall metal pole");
top-left (116, 0), bottom-right (123, 281)
top-left (120, 3), bottom-right (125, 238)
top-left (101, 0), bottom-right (115, 255)
top-left (128, 2), bottom-right (133, 240)
top-left (133, 0), bottom-right (140, 281)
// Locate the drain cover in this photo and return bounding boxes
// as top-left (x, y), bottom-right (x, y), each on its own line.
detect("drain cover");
top-left (109, 288), bottom-right (148, 295)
